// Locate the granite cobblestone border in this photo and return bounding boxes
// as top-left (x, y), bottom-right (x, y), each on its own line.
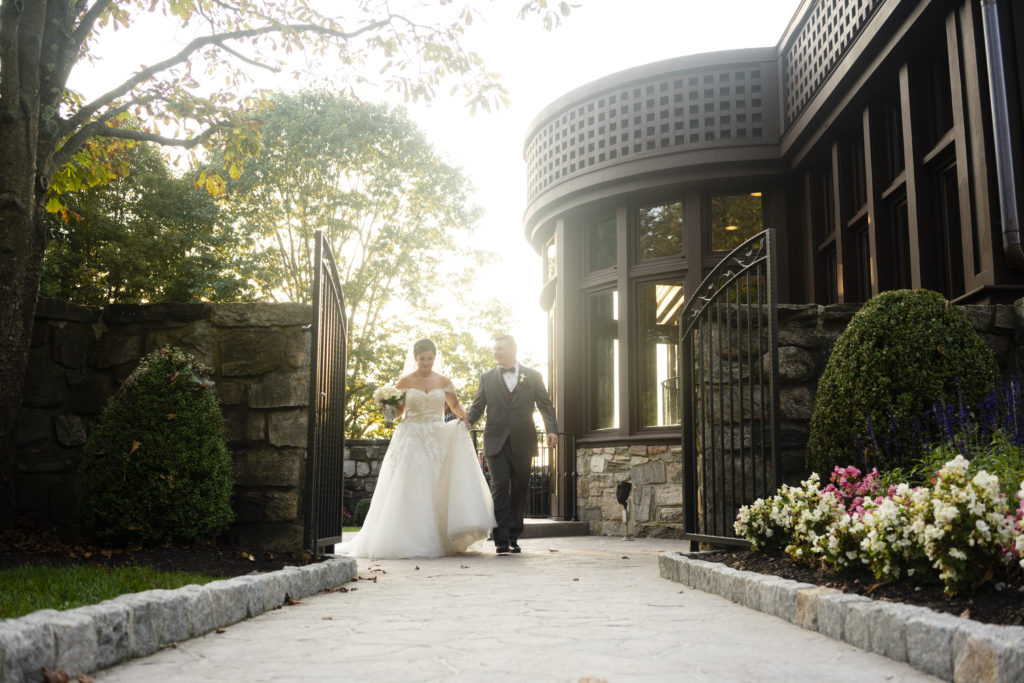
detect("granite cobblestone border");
top-left (0, 555), bottom-right (357, 683)
top-left (660, 551), bottom-right (1024, 682)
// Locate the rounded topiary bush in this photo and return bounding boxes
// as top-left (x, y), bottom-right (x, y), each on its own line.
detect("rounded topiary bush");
top-left (77, 347), bottom-right (234, 545)
top-left (806, 289), bottom-right (997, 476)
top-left (354, 497), bottom-right (372, 526)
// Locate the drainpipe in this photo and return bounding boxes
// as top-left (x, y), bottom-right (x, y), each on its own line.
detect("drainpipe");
top-left (980, 0), bottom-right (1024, 269)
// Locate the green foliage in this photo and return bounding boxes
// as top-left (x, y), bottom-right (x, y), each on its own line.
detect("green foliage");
top-left (41, 143), bottom-right (272, 305)
top-left (881, 430), bottom-right (1024, 498)
top-left (77, 348), bottom-right (235, 546)
top-left (219, 91), bottom-right (513, 437)
top-left (354, 498), bottom-right (372, 526)
top-left (806, 289), bottom-right (998, 476)
top-left (0, 564), bottom-right (217, 619)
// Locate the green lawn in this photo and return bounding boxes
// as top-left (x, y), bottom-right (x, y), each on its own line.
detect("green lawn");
top-left (0, 564), bottom-right (218, 619)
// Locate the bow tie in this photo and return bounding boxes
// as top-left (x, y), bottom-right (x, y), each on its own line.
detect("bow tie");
top-left (500, 366), bottom-right (516, 374)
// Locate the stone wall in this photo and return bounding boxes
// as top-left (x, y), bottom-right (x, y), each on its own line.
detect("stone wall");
top-left (18, 299), bottom-right (313, 552)
top-left (576, 300), bottom-right (1024, 537)
top-left (343, 440), bottom-right (388, 514)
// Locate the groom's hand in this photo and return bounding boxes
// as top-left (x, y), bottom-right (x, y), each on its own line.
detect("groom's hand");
top-left (546, 432), bottom-right (558, 449)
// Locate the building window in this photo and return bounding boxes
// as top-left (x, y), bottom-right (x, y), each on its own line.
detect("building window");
top-left (922, 156), bottom-right (965, 299)
top-left (638, 282), bottom-right (684, 427)
top-left (820, 245), bottom-right (838, 304)
top-left (587, 289), bottom-right (618, 430)
top-left (880, 98), bottom-right (904, 186)
top-left (586, 213), bottom-right (617, 273)
top-left (879, 196), bottom-right (912, 291)
top-left (923, 46), bottom-right (954, 151)
top-left (810, 165), bottom-right (835, 244)
top-left (710, 192), bottom-right (763, 252)
top-left (840, 132), bottom-right (867, 220)
top-left (638, 201), bottom-right (684, 260)
top-left (543, 236), bottom-right (556, 283)
top-left (846, 217), bottom-right (872, 303)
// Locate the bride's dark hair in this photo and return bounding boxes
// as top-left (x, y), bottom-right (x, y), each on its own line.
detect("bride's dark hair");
top-left (413, 338), bottom-right (436, 356)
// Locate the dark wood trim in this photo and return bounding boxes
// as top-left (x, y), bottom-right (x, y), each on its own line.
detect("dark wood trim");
top-left (830, 142), bottom-right (846, 302)
top-left (898, 62), bottom-right (924, 289)
top-left (616, 204), bottom-right (631, 435)
top-left (957, 0), bottom-right (997, 282)
top-left (946, 9), bottom-right (979, 292)
top-left (844, 205), bottom-right (870, 230)
top-left (880, 170), bottom-right (907, 200)
top-left (783, 0), bottom-right (932, 167)
top-left (862, 106), bottom-right (880, 297)
top-left (801, 171), bottom-right (816, 299)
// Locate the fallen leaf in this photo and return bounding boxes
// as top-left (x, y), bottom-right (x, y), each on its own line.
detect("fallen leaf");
top-left (41, 667), bottom-right (69, 683)
top-left (322, 617), bottom-right (333, 620)
top-left (128, 440), bottom-right (141, 456)
top-left (960, 608), bottom-right (971, 619)
top-left (460, 564), bottom-right (469, 569)
top-left (166, 413), bottom-right (177, 420)
top-left (284, 593), bottom-right (302, 606)
top-left (215, 627), bottom-right (226, 634)
top-left (77, 674), bottom-right (94, 682)
top-left (415, 565), bottom-right (420, 570)
top-left (678, 589), bottom-right (685, 593)
top-left (170, 371), bottom-right (180, 383)
top-left (548, 548), bottom-right (559, 552)
top-left (621, 556), bottom-right (630, 559)
top-left (572, 577), bottom-right (579, 582)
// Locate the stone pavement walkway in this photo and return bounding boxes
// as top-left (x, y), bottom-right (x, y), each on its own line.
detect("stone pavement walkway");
top-left (94, 535), bottom-right (938, 682)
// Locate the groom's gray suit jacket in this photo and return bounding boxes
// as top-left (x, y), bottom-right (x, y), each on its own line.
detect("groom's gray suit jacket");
top-left (467, 365), bottom-right (558, 459)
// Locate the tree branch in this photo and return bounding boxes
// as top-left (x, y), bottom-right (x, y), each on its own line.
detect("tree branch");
top-left (65, 19), bottom-right (391, 137)
top-left (52, 94), bottom-right (159, 170)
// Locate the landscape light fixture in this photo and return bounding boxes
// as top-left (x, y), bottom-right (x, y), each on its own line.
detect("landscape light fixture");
top-left (616, 480), bottom-right (633, 541)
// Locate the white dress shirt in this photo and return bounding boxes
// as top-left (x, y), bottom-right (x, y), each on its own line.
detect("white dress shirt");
top-left (501, 362), bottom-right (519, 392)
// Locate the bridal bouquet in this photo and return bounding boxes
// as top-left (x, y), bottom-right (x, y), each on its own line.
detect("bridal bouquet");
top-left (372, 384), bottom-right (405, 425)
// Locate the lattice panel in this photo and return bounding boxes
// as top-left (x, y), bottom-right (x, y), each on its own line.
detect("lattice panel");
top-left (783, 0), bottom-right (882, 127)
top-left (525, 65), bottom-right (768, 203)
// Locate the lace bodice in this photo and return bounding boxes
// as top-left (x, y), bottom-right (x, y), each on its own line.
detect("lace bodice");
top-left (400, 386), bottom-right (454, 423)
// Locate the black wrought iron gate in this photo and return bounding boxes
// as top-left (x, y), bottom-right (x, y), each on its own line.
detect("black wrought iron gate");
top-left (679, 230), bottom-right (781, 547)
top-left (304, 230), bottom-right (347, 554)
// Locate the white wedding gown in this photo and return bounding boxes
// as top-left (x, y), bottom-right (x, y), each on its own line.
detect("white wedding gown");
top-left (338, 386), bottom-right (496, 559)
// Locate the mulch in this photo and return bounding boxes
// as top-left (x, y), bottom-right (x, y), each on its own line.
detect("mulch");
top-left (699, 549), bottom-right (1024, 626)
top-left (0, 526), bottom-right (321, 578)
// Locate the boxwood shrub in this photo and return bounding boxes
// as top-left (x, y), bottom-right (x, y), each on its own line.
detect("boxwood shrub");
top-left (77, 347), bottom-right (234, 545)
top-left (806, 289), bottom-right (997, 476)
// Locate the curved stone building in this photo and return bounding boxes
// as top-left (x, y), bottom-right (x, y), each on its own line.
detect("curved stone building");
top-left (524, 0), bottom-right (1024, 530)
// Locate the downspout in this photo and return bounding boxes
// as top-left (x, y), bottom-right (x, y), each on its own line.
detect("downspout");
top-left (980, 0), bottom-right (1024, 269)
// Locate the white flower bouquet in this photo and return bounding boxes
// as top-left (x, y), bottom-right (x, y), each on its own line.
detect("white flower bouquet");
top-left (372, 385), bottom-right (405, 425)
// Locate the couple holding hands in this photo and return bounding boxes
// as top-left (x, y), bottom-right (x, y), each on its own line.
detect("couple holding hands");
top-left (340, 335), bottom-right (558, 559)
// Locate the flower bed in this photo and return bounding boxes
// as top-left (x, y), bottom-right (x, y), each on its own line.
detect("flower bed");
top-left (734, 458), bottom-right (1024, 599)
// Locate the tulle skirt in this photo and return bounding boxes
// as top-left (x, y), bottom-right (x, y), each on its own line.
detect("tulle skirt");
top-left (338, 419), bottom-right (495, 559)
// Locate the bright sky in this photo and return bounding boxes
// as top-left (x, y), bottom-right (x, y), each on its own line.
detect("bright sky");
top-left (69, 0), bottom-right (802, 367)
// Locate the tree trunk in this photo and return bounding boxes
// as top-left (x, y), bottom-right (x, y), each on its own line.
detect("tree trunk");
top-left (0, 192), bottom-right (47, 529)
top-left (0, 0), bottom-right (49, 528)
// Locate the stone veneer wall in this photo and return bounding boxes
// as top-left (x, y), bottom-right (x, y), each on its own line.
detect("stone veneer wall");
top-left (18, 299), bottom-right (314, 552)
top-left (576, 300), bottom-right (1024, 537)
top-left (343, 440), bottom-right (388, 514)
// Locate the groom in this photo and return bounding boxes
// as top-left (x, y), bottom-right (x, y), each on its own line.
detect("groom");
top-left (465, 334), bottom-right (558, 554)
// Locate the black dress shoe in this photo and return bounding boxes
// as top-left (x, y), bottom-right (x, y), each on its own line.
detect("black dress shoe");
top-left (509, 541), bottom-right (521, 553)
top-left (496, 544), bottom-right (510, 554)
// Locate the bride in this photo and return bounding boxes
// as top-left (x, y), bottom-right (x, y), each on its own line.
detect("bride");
top-left (339, 338), bottom-right (496, 559)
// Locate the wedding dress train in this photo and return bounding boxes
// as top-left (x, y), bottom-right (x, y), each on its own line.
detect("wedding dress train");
top-left (338, 386), bottom-right (496, 559)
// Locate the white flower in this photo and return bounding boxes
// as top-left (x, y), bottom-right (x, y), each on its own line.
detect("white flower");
top-left (372, 384), bottom-right (405, 407)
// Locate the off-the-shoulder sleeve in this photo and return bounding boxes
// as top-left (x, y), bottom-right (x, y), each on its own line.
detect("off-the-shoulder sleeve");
top-left (443, 383), bottom-right (457, 394)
